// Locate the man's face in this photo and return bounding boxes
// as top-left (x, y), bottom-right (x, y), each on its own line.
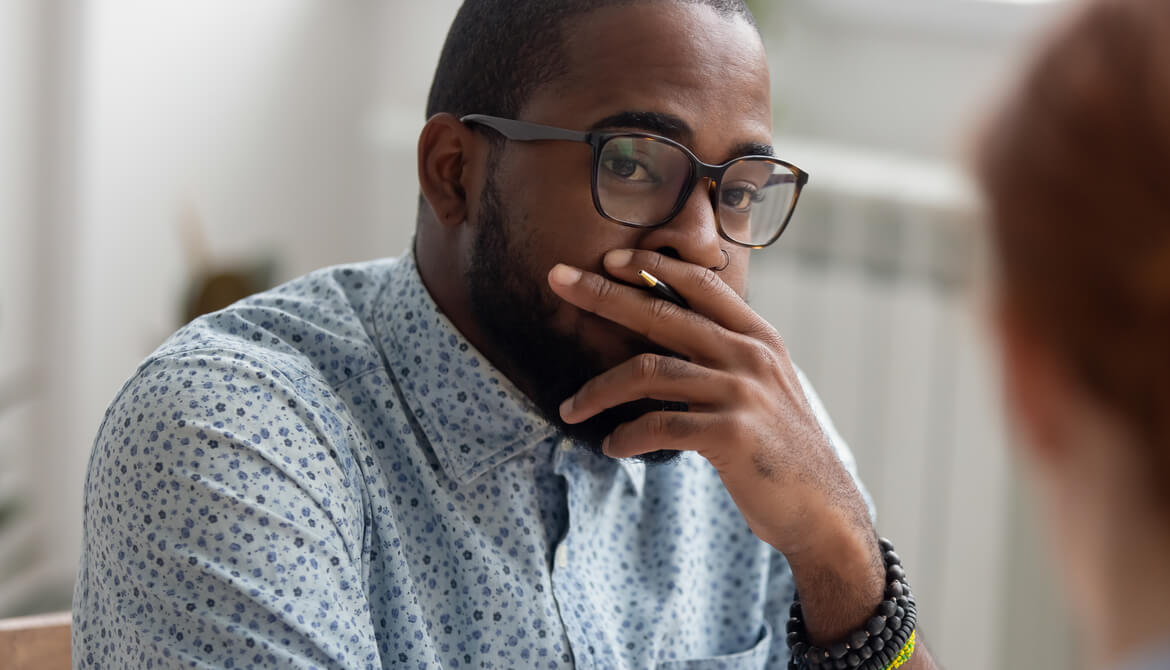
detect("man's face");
top-left (467, 3), bottom-right (773, 456)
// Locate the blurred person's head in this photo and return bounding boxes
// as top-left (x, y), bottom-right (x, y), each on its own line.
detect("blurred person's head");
top-left (974, 0), bottom-right (1170, 663)
top-left (412, 0), bottom-right (770, 456)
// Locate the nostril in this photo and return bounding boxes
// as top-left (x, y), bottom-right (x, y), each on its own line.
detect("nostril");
top-left (657, 247), bottom-right (681, 260)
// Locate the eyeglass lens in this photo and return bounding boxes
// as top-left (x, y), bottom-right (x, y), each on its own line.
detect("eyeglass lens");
top-left (597, 136), bottom-right (799, 247)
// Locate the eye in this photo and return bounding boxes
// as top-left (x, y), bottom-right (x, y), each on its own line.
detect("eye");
top-left (720, 184), bottom-right (764, 212)
top-left (600, 156), bottom-right (658, 183)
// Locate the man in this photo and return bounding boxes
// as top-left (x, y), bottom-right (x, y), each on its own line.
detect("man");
top-left (73, 1), bottom-right (937, 668)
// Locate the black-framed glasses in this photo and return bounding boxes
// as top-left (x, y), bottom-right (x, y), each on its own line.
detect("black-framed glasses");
top-left (460, 114), bottom-right (809, 249)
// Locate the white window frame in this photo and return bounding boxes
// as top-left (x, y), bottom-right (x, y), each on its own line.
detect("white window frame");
top-left (786, 0), bottom-right (1064, 39)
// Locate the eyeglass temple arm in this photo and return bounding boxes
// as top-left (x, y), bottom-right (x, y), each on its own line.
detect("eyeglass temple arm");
top-left (460, 114), bottom-right (591, 143)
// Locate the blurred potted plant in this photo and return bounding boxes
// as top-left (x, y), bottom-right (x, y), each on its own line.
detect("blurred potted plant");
top-left (0, 317), bottom-right (42, 616)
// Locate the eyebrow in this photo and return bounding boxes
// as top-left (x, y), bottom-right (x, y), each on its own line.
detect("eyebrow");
top-left (588, 110), bottom-right (775, 160)
top-left (731, 141), bottom-right (774, 158)
top-left (589, 110), bottom-right (691, 140)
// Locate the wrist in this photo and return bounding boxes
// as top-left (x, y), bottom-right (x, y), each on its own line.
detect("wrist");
top-left (783, 500), bottom-right (885, 644)
top-left (781, 480), bottom-right (879, 576)
top-left (787, 538), bottom-right (920, 669)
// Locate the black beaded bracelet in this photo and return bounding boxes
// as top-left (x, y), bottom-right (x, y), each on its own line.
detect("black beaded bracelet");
top-left (785, 537), bottom-right (918, 670)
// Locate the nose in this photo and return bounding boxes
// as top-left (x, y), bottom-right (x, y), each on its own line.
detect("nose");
top-left (637, 178), bottom-right (725, 269)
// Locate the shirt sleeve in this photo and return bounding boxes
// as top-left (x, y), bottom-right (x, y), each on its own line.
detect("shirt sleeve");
top-left (72, 347), bottom-right (382, 670)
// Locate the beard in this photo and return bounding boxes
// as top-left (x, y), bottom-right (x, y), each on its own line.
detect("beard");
top-left (466, 175), bottom-right (681, 464)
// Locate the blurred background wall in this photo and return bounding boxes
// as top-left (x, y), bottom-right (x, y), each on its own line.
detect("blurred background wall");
top-left (0, 1), bottom-right (1077, 668)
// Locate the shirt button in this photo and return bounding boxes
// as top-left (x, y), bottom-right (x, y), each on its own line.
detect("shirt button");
top-left (559, 438), bottom-right (573, 453)
top-left (555, 544), bottom-right (569, 568)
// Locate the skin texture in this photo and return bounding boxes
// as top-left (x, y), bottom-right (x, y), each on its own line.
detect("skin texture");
top-left (416, 3), bottom-right (938, 663)
top-left (463, 153), bottom-right (686, 460)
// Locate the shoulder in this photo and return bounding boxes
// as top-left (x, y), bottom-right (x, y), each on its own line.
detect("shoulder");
top-left (89, 259), bottom-right (406, 514)
top-left (89, 322), bottom-right (372, 561)
top-left (153, 258), bottom-right (400, 388)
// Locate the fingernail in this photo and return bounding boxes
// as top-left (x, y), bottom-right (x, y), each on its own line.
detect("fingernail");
top-left (559, 396), bottom-right (574, 419)
top-left (549, 264), bottom-right (582, 286)
top-left (601, 435), bottom-right (611, 455)
top-left (605, 249), bottom-right (633, 268)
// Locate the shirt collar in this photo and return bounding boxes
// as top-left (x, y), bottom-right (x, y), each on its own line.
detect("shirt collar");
top-left (375, 250), bottom-right (644, 495)
top-left (618, 458), bottom-right (645, 496)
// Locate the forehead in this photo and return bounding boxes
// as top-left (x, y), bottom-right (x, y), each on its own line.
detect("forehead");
top-left (520, 2), bottom-right (772, 161)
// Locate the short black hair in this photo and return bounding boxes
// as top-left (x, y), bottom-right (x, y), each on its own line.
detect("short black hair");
top-left (425, 0), bottom-right (757, 121)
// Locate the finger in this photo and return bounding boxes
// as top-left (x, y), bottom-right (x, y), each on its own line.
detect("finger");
top-left (602, 248), bottom-right (777, 342)
top-left (560, 353), bottom-right (738, 424)
top-left (602, 410), bottom-right (726, 459)
top-left (548, 263), bottom-right (732, 362)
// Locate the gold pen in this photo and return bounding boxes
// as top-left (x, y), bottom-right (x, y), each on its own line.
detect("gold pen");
top-left (636, 269), bottom-right (691, 414)
top-left (637, 270), bottom-right (689, 309)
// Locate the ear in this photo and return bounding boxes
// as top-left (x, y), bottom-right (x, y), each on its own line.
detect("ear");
top-left (417, 113), bottom-right (480, 227)
top-left (994, 303), bottom-right (1075, 468)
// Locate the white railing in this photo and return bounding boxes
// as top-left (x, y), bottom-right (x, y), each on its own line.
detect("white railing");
top-left (750, 137), bottom-right (1011, 670)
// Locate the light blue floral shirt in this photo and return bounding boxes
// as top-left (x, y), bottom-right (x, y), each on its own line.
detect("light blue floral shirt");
top-left (72, 250), bottom-right (869, 670)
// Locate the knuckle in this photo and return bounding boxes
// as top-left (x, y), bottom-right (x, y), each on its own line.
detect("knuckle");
top-left (657, 356), bottom-right (691, 380)
top-left (646, 252), bottom-right (666, 272)
top-left (592, 275), bottom-right (619, 302)
top-left (725, 375), bottom-right (754, 404)
top-left (645, 412), bottom-right (676, 440)
top-left (743, 340), bottom-right (778, 371)
top-left (634, 353), bottom-right (660, 380)
top-left (646, 295), bottom-right (677, 322)
top-left (774, 333), bottom-right (789, 356)
top-left (722, 413), bottom-right (747, 442)
top-left (694, 266), bottom-right (725, 294)
top-left (646, 412), bottom-right (667, 438)
top-left (642, 411), bottom-right (690, 441)
top-left (759, 326), bottom-right (786, 353)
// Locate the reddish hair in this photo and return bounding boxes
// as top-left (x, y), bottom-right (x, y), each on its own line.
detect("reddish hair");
top-left (974, 0), bottom-right (1170, 479)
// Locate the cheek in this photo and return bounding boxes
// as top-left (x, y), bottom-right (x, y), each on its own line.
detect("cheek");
top-left (725, 250), bottom-right (751, 297)
top-left (504, 167), bottom-right (625, 265)
top-left (503, 146), bottom-right (596, 221)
